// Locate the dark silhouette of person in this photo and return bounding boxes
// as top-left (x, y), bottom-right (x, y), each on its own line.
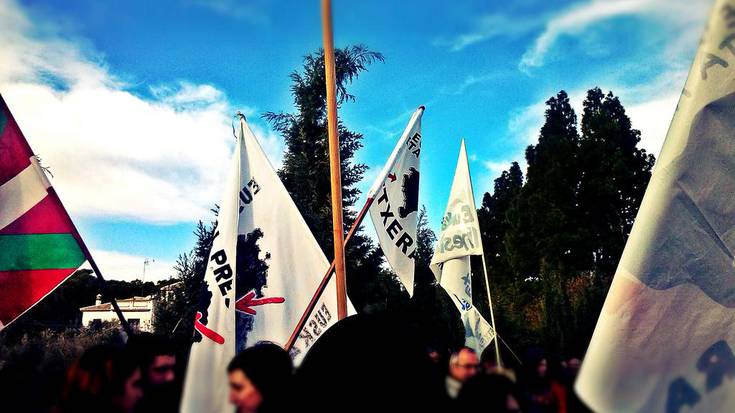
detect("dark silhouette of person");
top-left (126, 333), bottom-right (178, 413)
top-left (294, 312), bottom-right (449, 412)
top-left (56, 345), bottom-right (143, 413)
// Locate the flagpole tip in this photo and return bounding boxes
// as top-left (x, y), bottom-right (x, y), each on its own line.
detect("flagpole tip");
top-left (418, 105), bottom-right (425, 111)
top-left (235, 111), bottom-right (246, 121)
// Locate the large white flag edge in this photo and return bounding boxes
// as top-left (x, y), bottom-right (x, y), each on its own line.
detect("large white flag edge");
top-left (576, 1), bottom-right (735, 412)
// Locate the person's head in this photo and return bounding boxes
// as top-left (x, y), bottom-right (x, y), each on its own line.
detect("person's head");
top-left (567, 357), bottom-right (581, 373)
top-left (449, 347), bottom-right (480, 383)
top-left (59, 345), bottom-right (143, 413)
top-left (295, 313), bottom-right (445, 411)
top-left (227, 343), bottom-right (293, 413)
top-left (126, 333), bottom-right (176, 389)
top-left (537, 357), bottom-right (548, 378)
top-left (457, 373), bottom-right (521, 413)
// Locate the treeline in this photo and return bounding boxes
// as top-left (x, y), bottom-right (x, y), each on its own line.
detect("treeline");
top-left (474, 89), bottom-right (655, 357)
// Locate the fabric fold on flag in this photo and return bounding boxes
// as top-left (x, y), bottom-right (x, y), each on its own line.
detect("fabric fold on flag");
top-left (576, 1), bottom-right (735, 411)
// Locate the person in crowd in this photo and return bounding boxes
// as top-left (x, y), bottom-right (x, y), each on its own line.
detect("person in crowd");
top-left (56, 344), bottom-right (143, 413)
top-left (126, 333), bottom-right (178, 413)
top-left (446, 347), bottom-right (480, 398)
top-left (294, 312), bottom-right (450, 411)
top-left (524, 355), bottom-right (567, 413)
top-left (562, 356), bottom-right (591, 413)
top-left (227, 342), bottom-right (293, 413)
top-left (481, 346), bottom-right (518, 383)
top-left (457, 373), bottom-right (522, 413)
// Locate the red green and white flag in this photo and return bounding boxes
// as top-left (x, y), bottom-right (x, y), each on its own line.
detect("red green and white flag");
top-left (0, 95), bottom-right (86, 330)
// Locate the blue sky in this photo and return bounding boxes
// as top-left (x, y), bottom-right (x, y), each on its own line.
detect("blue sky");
top-left (1, 0), bottom-right (710, 281)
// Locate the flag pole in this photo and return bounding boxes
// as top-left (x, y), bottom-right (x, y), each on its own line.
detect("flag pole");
top-left (480, 253), bottom-right (502, 368)
top-left (284, 197), bottom-right (374, 352)
top-left (48, 188), bottom-right (133, 336)
top-left (321, 0), bottom-right (348, 320)
top-left (461, 138), bottom-right (502, 368)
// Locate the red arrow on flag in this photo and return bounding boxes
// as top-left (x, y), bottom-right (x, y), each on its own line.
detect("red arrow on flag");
top-left (235, 290), bottom-right (285, 315)
top-left (194, 311), bottom-right (225, 344)
top-left (388, 173), bottom-right (397, 182)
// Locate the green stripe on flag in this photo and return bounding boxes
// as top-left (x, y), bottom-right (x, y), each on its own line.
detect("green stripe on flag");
top-left (0, 234), bottom-right (85, 271)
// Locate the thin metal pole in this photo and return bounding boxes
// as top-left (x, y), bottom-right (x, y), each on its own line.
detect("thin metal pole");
top-left (481, 253), bottom-right (502, 368)
top-left (320, 0), bottom-right (348, 320)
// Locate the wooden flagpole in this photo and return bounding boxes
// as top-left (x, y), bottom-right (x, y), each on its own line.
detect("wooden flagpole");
top-left (321, 0), bottom-right (348, 320)
top-left (284, 197), bottom-right (374, 352)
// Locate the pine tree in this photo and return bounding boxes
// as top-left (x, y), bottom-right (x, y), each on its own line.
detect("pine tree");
top-left (264, 45), bottom-right (392, 311)
top-left (578, 87), bottom-right (655, 280)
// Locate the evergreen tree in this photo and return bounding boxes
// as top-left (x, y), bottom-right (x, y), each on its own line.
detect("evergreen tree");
top-left (264, 45), bottom-right (392, 311)
top-left (578, 87), bottom-right (655, 280)
top-left (504, 90), bottom-right (582, 352)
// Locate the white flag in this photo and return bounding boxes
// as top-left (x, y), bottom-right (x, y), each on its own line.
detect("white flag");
top-left (430, 139), bottom-right (483, 277)
top-left (430, 140), bottom-right (494, 354)
top-left (576, 1), bottom-right (735, 412)
top-left (368, 106), bottom-right (424, 296)
top-left (181, 117), bottom-right (347, 412)
top-left (439, 257), bottom-right (495, 354)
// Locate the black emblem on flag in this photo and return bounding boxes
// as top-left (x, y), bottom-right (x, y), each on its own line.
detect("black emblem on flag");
top-left (399, 167), bottom-right (419, 219)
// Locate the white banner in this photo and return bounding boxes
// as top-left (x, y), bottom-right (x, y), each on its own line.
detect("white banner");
top-left (576, 1), bottom-right (735, 412)
top-left (368, 106), bottom-right (424, 296)
top-left (430, 140), bottom-right (483, 277)
top-left (181, 117), bottom-right (348, 412)
top-left (438, 257), bottom-right (495, 355)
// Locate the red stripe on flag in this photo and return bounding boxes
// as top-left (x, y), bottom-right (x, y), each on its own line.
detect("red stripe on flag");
top-left (0, 195), bottom-right (76, 235)
top-left (0, 97), bottom-right (34, 187)
top-left (0, 268), bottom-right (76, 327)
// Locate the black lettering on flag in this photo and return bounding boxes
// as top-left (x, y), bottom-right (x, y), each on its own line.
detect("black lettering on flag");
top-left (214, 264), bottom-right (233, 282)
top-left (387, 219), bottom-right (403, 239)
top-left (211, 250), bottom-right (227, 265)
top-left (666, 377), bottom-right (700, 413)
top-left (377, 186), bottom-right (389, 204)
top-left (396, 232), bottom-right (413, 254)
top-left (697, 340), bottom-right (735, 391)
top-left (299, 329), bottom-right (315, 348)
top-left (381, 204), bottom-right (395, 226)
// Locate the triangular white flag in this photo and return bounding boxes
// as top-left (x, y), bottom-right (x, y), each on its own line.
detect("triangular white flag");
top-left (429, 140), bottom-right (494, 354)
top-left (576, 2), bottom-right (735, 412)
top-left (181, 117), bottom-right (349, 412)
top-left (430, 139), bottom-right (483, 277)
top-left (367, 106), bottom-right (424, 296)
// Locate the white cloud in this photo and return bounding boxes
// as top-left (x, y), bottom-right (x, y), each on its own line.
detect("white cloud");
top-left (188, 0), bottom-right (270, 24)
top-left (519, 0), bottom-right (709, 72)
top-left (508, 101), bottom-right (545, 145)
top-left (436, 13), bottom-right (543, 52)
top-left (0, 0), bottom-right (283, 224)
top-left (0, 0), bottom-right (285, 281)
top-left (626, 92), bottom-right (680, 158)
top-left (81, 250), bottom-right (176, 283)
